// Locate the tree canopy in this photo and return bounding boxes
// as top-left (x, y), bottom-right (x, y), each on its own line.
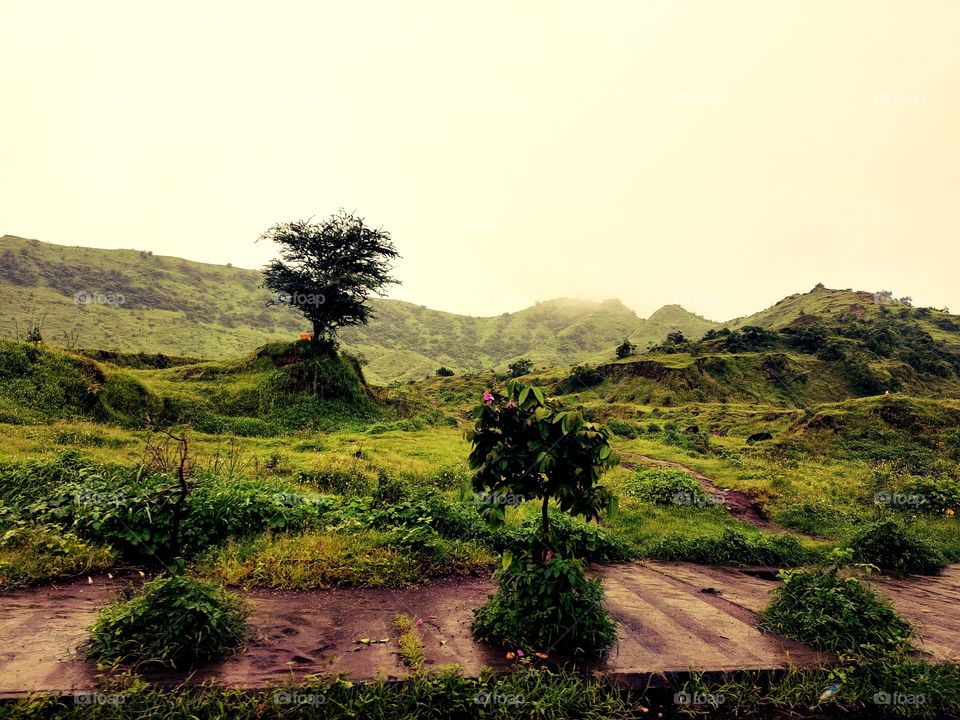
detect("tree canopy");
top-left (260, 211), bottom-right (399, 350)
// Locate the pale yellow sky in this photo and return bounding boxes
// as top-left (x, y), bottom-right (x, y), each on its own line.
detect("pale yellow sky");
top-left (1, 1), bottom-right (958, 321)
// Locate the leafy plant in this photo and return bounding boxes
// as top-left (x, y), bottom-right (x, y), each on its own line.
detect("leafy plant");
top-left (472, 555), bottom-right (616, 658)
top-left (494, 511), bottom-right (636, 563)
top-left (468, 380), bottom-right (618, 561)
top-left (86, 575), bottom-right (250, 668)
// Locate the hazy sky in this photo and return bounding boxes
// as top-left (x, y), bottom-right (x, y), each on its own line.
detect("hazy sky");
top-left (2, 1), bottom-right (958, 321)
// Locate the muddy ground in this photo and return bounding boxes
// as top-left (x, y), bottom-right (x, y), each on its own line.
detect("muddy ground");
top-left (1, 563), bottom-right (956, 697)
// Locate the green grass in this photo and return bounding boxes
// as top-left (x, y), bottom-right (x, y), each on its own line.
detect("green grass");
top-left (194, 530), bottom-right (495, 589)
top-left (0, 525), bottom-right (115, 589)
top-left (394, 613), bottom-right (426, 670)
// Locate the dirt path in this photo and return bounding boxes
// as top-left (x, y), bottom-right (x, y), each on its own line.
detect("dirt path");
top-left (619, 451), bottom-right (775, 530)
top-left (2, 564), bottom-right (957, 697)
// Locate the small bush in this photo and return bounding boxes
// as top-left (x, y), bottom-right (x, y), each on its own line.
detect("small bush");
top-left (87, 575), bottom-right (250, 668)
top-left (847, 517), bottom-right (947, 575)
top-left (623, 468), bottom-right (711, 506)
top-left (899, 475), bottom-right (960, 516)
top-left (605, 418), bottom-right (638, 439)
top-left (758, 565), bottom-right (913, 654)
top-left (472, 556), bottom-right (616, 658)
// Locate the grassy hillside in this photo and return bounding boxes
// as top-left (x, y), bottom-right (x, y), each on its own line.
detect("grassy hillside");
top-left (0, 236), bottom-right (718, 383)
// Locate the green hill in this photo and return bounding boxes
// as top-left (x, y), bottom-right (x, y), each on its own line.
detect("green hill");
top-left (0, 236), bottom-right (718, 383)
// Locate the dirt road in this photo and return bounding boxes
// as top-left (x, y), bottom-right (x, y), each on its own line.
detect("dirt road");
top-left (2, 563), bottom-right (957, 697)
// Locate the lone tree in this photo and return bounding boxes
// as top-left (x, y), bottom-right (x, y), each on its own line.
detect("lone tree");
top-left (507, 358), bottom-right (533, 377)
top-left (615, 338), bottom-right (635, 359)
top-left (260, 211), bottom-right (399, 352)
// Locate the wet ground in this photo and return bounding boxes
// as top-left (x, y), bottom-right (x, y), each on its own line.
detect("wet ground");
top-left (1, 562), bottom-right (956, 697)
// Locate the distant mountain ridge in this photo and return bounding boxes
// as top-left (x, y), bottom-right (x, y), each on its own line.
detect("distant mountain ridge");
top-left (0, 235), bottom-right (718, 383)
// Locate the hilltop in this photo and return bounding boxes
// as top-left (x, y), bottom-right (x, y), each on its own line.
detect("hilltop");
top-left (0, 236), bottom-right (717, 383)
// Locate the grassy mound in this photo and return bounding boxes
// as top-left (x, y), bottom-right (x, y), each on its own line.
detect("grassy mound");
top-left (87, 575), bottom-right (250, 668)
top-left (0, 341), bottom-right (159, 426)
top-left (758, 565), bottom-right (913, 655)
top-left (847, 517), bottom-right (947, 575)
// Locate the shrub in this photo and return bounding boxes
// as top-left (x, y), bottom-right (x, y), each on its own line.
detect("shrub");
top-left (87, 575), bottom-right (250, 668)
top-left (556, 365), bottom-right (604, 394)
top-left (899, 475), bottom-right (960, 516)
top-left (623, 468), bottom-right (711, 506)
top-left (847, 517), bottom-right (947, 575)
top-left (0, 524), bottom-right (115, 589)
top-left (758, 565), bottom-right (914, 655)
top-left (472, 556), bottom-right (616, 658)
top-left (605, 418), bottom-right (638, 439)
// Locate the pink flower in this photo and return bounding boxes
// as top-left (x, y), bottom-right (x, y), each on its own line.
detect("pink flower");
top-left (517, 649), bottom-right (524, 657)
top-left (415, 617), bottom-right (424, 627)
top-left (482, 392), bottom-right (494, 405)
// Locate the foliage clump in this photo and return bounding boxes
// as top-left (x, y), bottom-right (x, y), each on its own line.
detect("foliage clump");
top-left (899, 475), bottom-right (960, 516)
top-left (623, 468), bottom-right (712, 506)
top-left (758, 557), bottom-right (913, 655)
top-left (847, 517), bottom-right (947, 575)
top-left (87, 575), bottom-right (250, 668)
top-left (472, 555), bottom-right (616, 658)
